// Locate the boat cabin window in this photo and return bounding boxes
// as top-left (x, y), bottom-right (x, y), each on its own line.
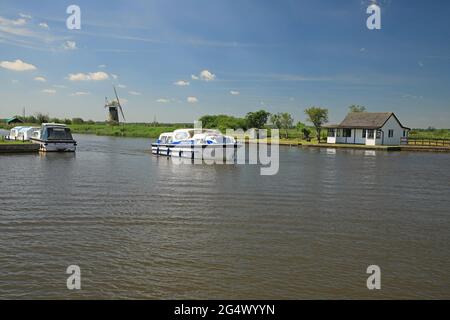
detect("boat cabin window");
top-left (160, 135), bottom-right (173, 144)
top-left (45, 127), bottom-right (73, 140)
top-left (175, 132), bottom-right (189, 140)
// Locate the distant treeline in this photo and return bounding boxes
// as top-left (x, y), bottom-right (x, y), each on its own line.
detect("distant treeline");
top-left (12, 113), bottom-right (96, 125)
top-left (6, 113), bottom-right (193, 127)
top-left (199, 110), bottom-right (313, 139)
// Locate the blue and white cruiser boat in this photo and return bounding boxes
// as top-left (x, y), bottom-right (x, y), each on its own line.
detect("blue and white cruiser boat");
top-left (152, 128), bottom-right (239, 161)
top-left (30, 123), bottom-right (77, 152)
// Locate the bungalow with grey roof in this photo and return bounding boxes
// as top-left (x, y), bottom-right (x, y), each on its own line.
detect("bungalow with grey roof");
top-left (325, 112), bottom-right (410, 146)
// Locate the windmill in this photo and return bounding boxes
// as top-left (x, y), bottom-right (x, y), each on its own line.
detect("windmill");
top-left (104, 86), bottom-right (126, 124)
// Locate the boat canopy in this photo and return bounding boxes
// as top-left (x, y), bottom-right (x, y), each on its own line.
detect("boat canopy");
top-left (41, 125), bottom-right (74, 141)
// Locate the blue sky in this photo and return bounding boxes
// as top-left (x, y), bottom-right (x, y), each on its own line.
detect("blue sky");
top-left (0, 0), bottom-right (449, 128)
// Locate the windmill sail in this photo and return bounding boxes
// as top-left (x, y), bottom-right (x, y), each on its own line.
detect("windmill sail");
top-left (104, 86), bottom-right (126, 123)
top-left (113, 86), bottom-right (126, 122)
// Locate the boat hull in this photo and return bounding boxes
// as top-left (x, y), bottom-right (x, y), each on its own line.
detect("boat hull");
top-left (30, 138), bottom-right (77, 152)
top-left (151, 143), bottom-right (239, 161)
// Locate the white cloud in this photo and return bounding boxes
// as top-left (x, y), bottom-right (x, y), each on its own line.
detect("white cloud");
top-left (70, 91), bottom-right (90, 96)
top-left (11, 79), bottom-right (19, 84)
top-left (98, 64), bottom-right (106, 68)
top-left (191, 74), bottom-right (199, 80)
top-left (156, 98), bottom-right (170, 103)
top-left (199, 69), bottom-right (216, 81)
top-left (34, 76), bottom-right (46, 82)
top-left (68, 71), bottom-right (109, 81)
top-left (12, 18), bottom-right (26, 26)
top-left (418, 61), bottom-right (424, 67)
top-left (39, 22), bottom-right (49, 29)
top-left (111, 74), bottom-right (118, 80)
top-left (174, 80), bottom-right (190, 86)
top-left (0, 59), bottom-right (36, 71)
top-left (0, 16), bottom-right (61, 50)
top-left (42, 89), bottom-right (56, 94)
top-left (63, 40), bottom-right (77, 50)
top-left (19, 13), bottom-right (32, 19)
top-left (230, 90), bottom-right (240, 95)
top-left (187, 96), bottom-right (198, 103)
top-left (117, 84), bottom-right (126, 88)
top-left (129, 91), bottom-right (141, 96)
top-left (53, 84), bottom-right (66, 88)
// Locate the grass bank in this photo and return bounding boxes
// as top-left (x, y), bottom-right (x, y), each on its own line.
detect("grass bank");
top-left (68, 123), bottom-right (189, 138)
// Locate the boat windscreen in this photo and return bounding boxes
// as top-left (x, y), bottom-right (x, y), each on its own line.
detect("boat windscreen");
top-left (45, 127), bottom-right (73, 140)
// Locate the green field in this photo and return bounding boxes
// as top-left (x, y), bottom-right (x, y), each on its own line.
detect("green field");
top-left (408, 128), bottom-right (450, 139)
top-left (68, 123), bottom-right (191, 138)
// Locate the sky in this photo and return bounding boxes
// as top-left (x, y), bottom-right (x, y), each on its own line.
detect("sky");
top-left (0, 0), bottom-right (449, 128)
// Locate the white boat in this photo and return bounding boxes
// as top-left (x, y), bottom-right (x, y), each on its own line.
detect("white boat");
top-left (151, 128), bottom-right (240, 161)
top-left (17, 127), bottom-right (40, 141)
top-left (5, 126), bottom-right (24, 140)
top-left (30, 123), bottom-right (77, 152)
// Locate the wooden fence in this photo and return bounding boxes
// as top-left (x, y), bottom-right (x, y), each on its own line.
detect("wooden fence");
top-left (401, 137), bottom-right (450, 146)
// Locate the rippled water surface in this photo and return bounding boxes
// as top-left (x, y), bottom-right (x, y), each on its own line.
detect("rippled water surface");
top-left (1, 133), bottom-right (449, 299)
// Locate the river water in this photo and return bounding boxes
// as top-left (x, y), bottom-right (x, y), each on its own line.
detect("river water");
top-left (0, 133), bottom-right (449, 299)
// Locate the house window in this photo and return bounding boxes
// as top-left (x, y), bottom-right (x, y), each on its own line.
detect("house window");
top-left (362, 129), bottom-right (366, 138)
top-left (327, 128), bottom-right (336, 137)
top-left (376, 130), bottom-right (382, 139)
top-left (403, 130), bottom-right (407, 137)
top-left (343, 129), bottom-right (352, 137)
top-left (367, 129), bottom-right (374, 139)
top-left (336, 129), bottom-right (341, 137)
top-left (388, 129), bottom-right (394, 138)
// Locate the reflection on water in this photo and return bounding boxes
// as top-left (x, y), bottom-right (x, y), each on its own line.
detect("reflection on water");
top-left (0, 134), bottom-right (450, 299)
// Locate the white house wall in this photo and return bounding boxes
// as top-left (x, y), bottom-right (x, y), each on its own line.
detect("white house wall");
top-left (354, 129), bottom-right (365, 144)
top-left (379, 115), bottom-right (404, 145)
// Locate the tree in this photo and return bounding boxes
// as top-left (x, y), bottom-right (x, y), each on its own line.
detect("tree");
top-left (270, 113), bottom-right (281, 129)
top-left (279, 112), bottom-right (294, 139)
top-left (50, 118), bottom-right (62, 124)
top-left (198, 114), bottom-right (247, 131)
top-left (35, 112), bottom-right (50, 124)
top-left (304, 107), bottom-right (328, 143)
top-left (348, 105), bottom-right (366, 113)
top-left (72, 117), bottom-right (85, 124)
top-left (302, 127), bottom-right (312, 141)
top-left (245, 110), bottom-right (270, 129)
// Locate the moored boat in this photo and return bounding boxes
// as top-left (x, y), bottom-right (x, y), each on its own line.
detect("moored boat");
top-left (151, 128), bottom-right (240, 161)
top-left (30, 123), bottom-right (77, 152)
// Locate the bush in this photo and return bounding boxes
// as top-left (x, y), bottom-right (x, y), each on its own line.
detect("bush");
top-left (72, 118), bottom-right (85, 124)
top-left (198, 114), bottom-right (247, 131)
